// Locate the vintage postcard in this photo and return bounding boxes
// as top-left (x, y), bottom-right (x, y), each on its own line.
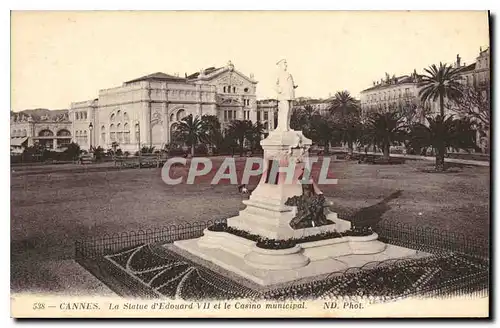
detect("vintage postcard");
top-left (10, 10), bottom-right (490, 318)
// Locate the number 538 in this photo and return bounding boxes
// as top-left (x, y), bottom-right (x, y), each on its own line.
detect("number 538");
top-left (33, 303), bottom-right (45, 310)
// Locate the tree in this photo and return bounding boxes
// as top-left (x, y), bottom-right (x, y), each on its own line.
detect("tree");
top-left (171, 114), bottom-right (206, 157)
top-left (418, 63), bottom-right (464, 169)
top-left (447, 85), bottom-right (491, 153)
top-left (246, 121), bottom-right (265, 152)
top-left (141, 145), bottom-right (156, 154)
top-left (200, 115), bottom-right (224, 152)
top-left (64, 142), bottom-right (81, 161)
top-left (408, 115), bottom-right (477, 171)
top-left (89, 145), bottom-right (105, 161)
top-left (111, 141), bottom-right (119, 153)
top-left (291, 104), bottom-right (316, 133)
top-left (225, 120), bottom-right (254, 156)
top-left (365, 111), bottom-right (407, 160)
top-left (308, 113), bottom-right (337, 154)
top-left (418, 63), bottom-right (463, 117)
top-left (328, 91), bottom-right (361, 154)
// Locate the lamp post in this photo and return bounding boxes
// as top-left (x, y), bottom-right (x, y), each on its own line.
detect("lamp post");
top-left (88, 122), bottom-right (93, 151)
top-left (136, 121), bottom-right (141, 168)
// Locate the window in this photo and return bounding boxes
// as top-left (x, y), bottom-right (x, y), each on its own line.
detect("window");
top-left (135, 124), bottom-right (140, 143)
top-left (264, 111), bottom-right (269, 121)
top-left (223, 86), bottom-right (226, 93)
top-left (257, 111), bottom-right (261, 121)
top-left (123, 123), bottom-right (130, 144)
top-left (224, 111), bottom-right (228, 122)
top-left (39, 129), bottom-right (54, 137)
top-left (228, 110), bottom-right (233, 120)
top-left (123, 112), bottom-right (129, 121)
top-left (57, 129), bottom-right (71, 137)
top-left (84, 111), bottom-right (88, 119)
top-left (233, 87), bottom-right (236, 93)
top-left (110, 124), bottom-right (116, 142)
top-left (101, 125), bottom-right (106, 144)
top-left (244, 87), bottom-right (249, 93)
top-left (84, 130), bottom-right (88, 143)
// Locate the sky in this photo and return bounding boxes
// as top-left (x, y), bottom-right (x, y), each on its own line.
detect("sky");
top-left (11, 11), bottom-right (490, 112)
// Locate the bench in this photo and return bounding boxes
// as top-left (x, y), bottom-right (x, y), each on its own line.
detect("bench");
top-left (113, 154), bottom-right (167, 168)
top-left (80, 154), bottom-right (95, 165)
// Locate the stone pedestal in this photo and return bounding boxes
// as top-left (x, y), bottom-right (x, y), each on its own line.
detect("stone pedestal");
top-left (171, 127), bottom-right (416, 286)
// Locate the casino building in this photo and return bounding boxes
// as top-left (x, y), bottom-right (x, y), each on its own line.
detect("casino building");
top-left (69, 61), bottom-right (269, 152)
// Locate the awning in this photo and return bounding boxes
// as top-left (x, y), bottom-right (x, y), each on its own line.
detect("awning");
top-left (11, 137), bottom-right (28, 147)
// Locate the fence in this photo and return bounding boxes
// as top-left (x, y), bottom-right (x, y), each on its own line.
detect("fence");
top-left (372, 220), bottom-right (489, 259)
top-left (75, 219), bottom-right (227, 260)
top-left (74, 218), bottom-right (489, 300)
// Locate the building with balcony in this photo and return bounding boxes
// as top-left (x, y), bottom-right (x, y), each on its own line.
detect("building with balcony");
top-left (360, 47), bottom-right (490, 124)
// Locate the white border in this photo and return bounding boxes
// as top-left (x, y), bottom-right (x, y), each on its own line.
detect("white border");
top-left (3, 1), bottom-right (497, 327)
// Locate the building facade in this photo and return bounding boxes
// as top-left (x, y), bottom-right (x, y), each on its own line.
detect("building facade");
top-left (70, 61), bottom-right (259, 151)
top-left (10, 110), bottom-right (72, 153)
top-left (360, 47), bottom-right (490, 122)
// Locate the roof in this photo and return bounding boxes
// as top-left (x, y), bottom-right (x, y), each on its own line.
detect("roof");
top-left (11, 137), bottom-right (28, 147)
top-left (124, 72), bottom-right (186, 84)
top-left (12, 108), bottom-right (69, 122)
top-left (187, 67), bottom-right (222, 80)
top-left (457, 63), bottom-right (476, 73)
top-left (361, 74), bottom-right (420, 93)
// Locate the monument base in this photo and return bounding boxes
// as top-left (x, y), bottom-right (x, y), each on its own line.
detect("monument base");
top-left (172, 223), bottom-right (418, 286)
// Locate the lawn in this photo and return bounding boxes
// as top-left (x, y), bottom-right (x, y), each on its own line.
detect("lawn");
top-left (10, 157), bottom-right (490, 295)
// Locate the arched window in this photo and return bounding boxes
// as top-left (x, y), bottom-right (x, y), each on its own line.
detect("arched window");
top-left (123, 112), bottom-right (129, 121)
top-left (110, 113), bottom-right (115, 122)
top-left (83, 130), bottom-right (88, 143)
top-left (84, 112), bottom-right (88, 119)
top-left (117, 110), bottom-right (121, 120)
top-left (101, 125), bottom-right (106, 144)
top-left (123, 123), bottom-right (130, 144)
top-left (57, 129), bottom-right (71, 137)
top-left (135, 123), bottom-right (140, 143)
top-left (170, 113), bottom-right (175, 122)
top-left (176, 109), bottom-right (186, 121)
top-left (223, 86), bottom-right (226, 93)
top-left (227, 85), bottom-right (231, 93)
top-left (39, 129), bottom-right (54, 137)
top-left (233, 86), bottom-right (236, 93)
top-left (22, 129), bottom-right (27, 137)
top-left (116, 123), bottom-right (123, 143)
top-left (110, 124), bottom-right (116, 142)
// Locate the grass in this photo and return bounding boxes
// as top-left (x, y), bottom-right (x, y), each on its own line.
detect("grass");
top-left (10, 157), bottom-right (490, 294)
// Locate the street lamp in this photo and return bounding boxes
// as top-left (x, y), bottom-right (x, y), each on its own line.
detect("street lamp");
top-left (88, 122), bottom-right (93, 150)
top-left (135, 121), bottom-right (141, 167)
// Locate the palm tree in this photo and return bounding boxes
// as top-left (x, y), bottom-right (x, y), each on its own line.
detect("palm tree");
top-left (308, 113), bottom-right (337, 154)
top-left (418, 63), bottom-right (464, 170)
top-left (225, 120), bottom-right (254, 156)
top-left (365, 111), bottom-right (407, 160)
top-left (246, 121), bottom-right (265, 152)
top-left (291, 104), bottom-right (317, 134)
top-left (419, 63), bottom-right (463, 117)
top-left (200, 115), bottom-right (223, 153)
top-left (171, 114), bottom-right (206, 157)
top-left (328, 91), bottom-right (361, 154)
top-left (408, 115), bottom-right (476, 171)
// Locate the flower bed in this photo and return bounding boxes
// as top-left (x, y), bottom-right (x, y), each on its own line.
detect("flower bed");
top-left (207, 223), bottom-right (374, 250)
top-left (97, 243), bottom-right (488, 301)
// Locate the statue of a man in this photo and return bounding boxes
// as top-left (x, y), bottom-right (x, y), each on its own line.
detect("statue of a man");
top-left (275, 59), bottom-right (298, 131)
